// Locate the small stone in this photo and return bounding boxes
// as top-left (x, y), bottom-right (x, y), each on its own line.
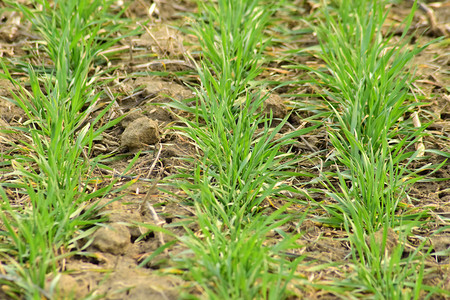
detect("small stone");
top-left (92, 223), bottom-right (131, 255)
top-left (121, 117), bottom-right (159, 151)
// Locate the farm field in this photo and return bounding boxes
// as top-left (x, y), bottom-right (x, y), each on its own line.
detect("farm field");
top-left (0, 0), bottom-right (449, 299)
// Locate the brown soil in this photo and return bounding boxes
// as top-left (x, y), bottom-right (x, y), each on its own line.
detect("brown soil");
top-left (0, 0), bottom-right (449, 299)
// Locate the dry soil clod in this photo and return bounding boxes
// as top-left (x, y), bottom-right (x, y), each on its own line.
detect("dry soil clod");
top-left (91, 223), bottom-right (131, 255)
top-left (121, 116), bottom-right (160, 152)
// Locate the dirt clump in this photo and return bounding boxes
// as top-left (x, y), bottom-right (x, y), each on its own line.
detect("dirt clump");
top-left (263, 92), bottom-right (288, 119)
top-left (366, 227), bottom-right (399, 256)
top-left (50, 273), bottom-right (90, 299)
top-left (121, 117), bottom-right (160, 152)
top-left (91, 223), bottom-right (132, 255)
top-left (134, 77), bottom-right (193, 102)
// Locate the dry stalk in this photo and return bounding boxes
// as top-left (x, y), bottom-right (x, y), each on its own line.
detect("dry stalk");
top-left (411, 111), bottom-right (425, 157)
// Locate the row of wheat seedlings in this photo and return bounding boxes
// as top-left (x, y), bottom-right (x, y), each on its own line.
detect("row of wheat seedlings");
top-left (165, 0), bottom-right (319, 298)
top-left (302, 0), bottom-right (448, 298)
top-left (0, 0), bottom-right (134, 298)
